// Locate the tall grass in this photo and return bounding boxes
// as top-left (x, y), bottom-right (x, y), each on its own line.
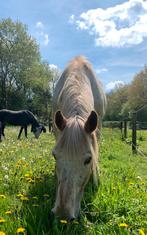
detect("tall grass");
top-left (0, 127), bottom-right (147, 235)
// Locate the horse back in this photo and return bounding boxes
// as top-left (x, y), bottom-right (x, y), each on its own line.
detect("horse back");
top-left (0, 109), bottom-right (31, 126)
top-left (53, 56), bottom-right (106, 118)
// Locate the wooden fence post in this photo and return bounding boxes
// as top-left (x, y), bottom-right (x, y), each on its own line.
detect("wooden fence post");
top-left (124, 120), bottom-right (127, 139)
top-left (120, 121), bottom-right (123, 139)
top-left (132, 112), bottom-right (137, 154)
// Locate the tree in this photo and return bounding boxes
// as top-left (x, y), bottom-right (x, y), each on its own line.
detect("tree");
top-left (0, 18), bottom-right (40, 108)
top-left (104, 84), bottom-right (129, 121)
top-left (127, 67), bottom-right (147, 121)
top-left (104, 66), bottom-right (147, 122)
top-left (28, 61), bottom-right (52, 121)
top-left (128, 67), bottom-right (147, 110)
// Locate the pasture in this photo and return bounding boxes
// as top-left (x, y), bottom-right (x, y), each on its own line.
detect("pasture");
top-left (126, 129), bottom-right (147, 156)
top-left (0, 127), bottom-right (147, 235)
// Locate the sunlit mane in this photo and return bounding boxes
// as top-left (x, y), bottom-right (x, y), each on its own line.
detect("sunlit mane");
top-left (52, 55), bottom-right (106, 219)
top-left (57, 116), bottom-right (87, 157)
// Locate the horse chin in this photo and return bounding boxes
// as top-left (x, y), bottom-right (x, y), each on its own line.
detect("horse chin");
top-left (34, 132), bottom-right (39, 139)
top-left (51, 207), bottom-right (78, 221)
top-left (34, 128), bottom-right (42, 139)
top-left (35, 135), bottom-right (39, 139)
top-left (51, 190), bottom-right (82, 221)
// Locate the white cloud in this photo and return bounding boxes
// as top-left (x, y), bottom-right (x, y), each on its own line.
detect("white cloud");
top-left (36, 21), bottom-right (44, 29)
top-left (69, 14), bottom-right (75, 24)
top-left (44, 34), bottom-right (50, 46)
top-left (70, 0), bottom-right (147, 47)
top-left (49, 64), bottom-right (58, 70)
top-left (96, 67), bottom-right (108, 74)
top-left (105, 80), bottom-right (125, 91)
top-left (35, 22), bottom-right (49, 46)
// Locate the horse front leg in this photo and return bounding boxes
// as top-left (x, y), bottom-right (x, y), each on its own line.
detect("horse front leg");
top-left (18, 127), bottom-right (23, 140)
top-left (2, 124), bottom-right (5, 138)
top-left (24, 126), bottom-right (27, 138)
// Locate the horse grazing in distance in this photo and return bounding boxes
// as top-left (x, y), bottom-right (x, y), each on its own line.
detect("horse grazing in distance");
top-left (0, 109), bottom-right (46, 141)
top-left (52, 56), bottom-right (106, 220)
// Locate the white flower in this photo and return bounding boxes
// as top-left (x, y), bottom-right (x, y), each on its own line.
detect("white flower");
top-left (2, 165), bottom-right (8, 171)
top-left (4, 175), bottom-right (9, 180)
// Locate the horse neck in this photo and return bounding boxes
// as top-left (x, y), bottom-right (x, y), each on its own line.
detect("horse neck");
top-left (27, 111), bottom-right (39, 127)
top-left (60, 74), bottom-right (94, 120)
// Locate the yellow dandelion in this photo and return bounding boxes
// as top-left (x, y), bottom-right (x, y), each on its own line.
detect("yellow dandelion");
top-left (32, 204), bottom-right (39, 207)
top-left (128, 181), bottom-right (133, 186)
top-left (0, 218), bottom-right (6, 223)
top-left (0, 195), bottom-right (6, 199)
top-left (5, 210), bottom-right (12, 215)
top-left (16, 227), bottom-right (25, 233)
top-left (32, 196), bottom-right (38, 200)
top-left (43, 194), bottom-right (49, 197)
top-left (17, 193), bottom-right (23, 197)
top-left (119, 223), bottom-right (128, 228)
top-left (139, 229), bottom-right (145, 235)
top-left (60, 219), bottom-right (68, 224)
top-left (20, 196), bottom-right (29, 201)
top-left (0, 231), bottom-right (6, 235)
top-left (72, 220), bottom-right (79, 224)
top-left (24, 173), bottom-right (30, 178)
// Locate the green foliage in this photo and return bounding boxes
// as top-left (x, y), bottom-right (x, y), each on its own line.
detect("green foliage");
top-left (103, 121), bottom-right (121, 128)
top-left (105, 66), bottom-right (147, 121)
top-left (104, 85), bottom-right (129, 121)
top-left (0, 18), bottom-right (40, 107)
top-left (0, 18), bottom-right (54, 121)
top-left (0, 128), bottom-right (147, 235)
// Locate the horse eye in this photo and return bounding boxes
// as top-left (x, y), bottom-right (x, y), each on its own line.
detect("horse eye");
top-left (84, 156), bottom-right (92, 165)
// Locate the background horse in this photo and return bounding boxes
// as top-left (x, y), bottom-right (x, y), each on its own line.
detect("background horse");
top-left (52, 56), bottom-right (106, 220)
top-left (0, 109), bottom-right (46, 141)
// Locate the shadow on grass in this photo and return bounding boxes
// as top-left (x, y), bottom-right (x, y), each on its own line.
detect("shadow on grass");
top-left (20, 172), bottom-right (99, 235)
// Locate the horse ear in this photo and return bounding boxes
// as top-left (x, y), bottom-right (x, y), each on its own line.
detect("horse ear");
top-left (85, 111), bottom-right (98, 133)
top-left (55, 111), bottom-right (67, 131)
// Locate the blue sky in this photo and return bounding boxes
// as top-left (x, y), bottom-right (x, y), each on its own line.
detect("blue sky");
top-left (0, 0), bottom-right (147, 91)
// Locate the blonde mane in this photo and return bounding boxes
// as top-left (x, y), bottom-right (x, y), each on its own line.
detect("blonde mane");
top-left (56, 116), bottom-right (87, 157)
top-left (53, 55), bottom-right (106, 185)
top-left (53, 56), bottom-right (106, 119)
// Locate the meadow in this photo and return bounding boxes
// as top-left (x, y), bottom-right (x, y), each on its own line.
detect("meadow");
top-left (126, 129), bottom-right (147, 157)
top-left (0, 127), bottom-right (147, 235)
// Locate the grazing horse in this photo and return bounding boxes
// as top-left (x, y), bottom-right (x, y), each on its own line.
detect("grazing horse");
top-left (52, 56), bottom-right (106, 220)
top-left (0, 109), bottom-right (46, 141)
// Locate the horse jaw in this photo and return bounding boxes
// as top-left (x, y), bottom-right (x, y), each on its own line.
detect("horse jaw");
top-left (34, 126), bottom-right (42, 138)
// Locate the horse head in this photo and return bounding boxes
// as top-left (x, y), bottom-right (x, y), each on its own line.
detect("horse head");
top-left (52, 110), bottom-right (98, 220)
top-left (31, 124), bottom-right (46, 139)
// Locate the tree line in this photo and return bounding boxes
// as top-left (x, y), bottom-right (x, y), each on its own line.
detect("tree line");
top-left (0, 18), bottom-right (59, 123)
top-left (104, 66), bottom-right (147, 122)
top-left (1, 18), bottom-right (146, 124)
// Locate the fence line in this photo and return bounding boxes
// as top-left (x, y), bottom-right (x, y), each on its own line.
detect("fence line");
top-left (121, 107), bottom-right (147, 156)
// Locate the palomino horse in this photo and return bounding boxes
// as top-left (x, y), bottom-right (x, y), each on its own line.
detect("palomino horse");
top-left (52, 56), bottom-right (106, 220)
top-left (0, 109), bottom-right (46, 141)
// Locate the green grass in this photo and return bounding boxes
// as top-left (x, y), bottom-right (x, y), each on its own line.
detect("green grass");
top-left (0, 127), bottom-right (147, 235)
top-left (126, 129), bottom-right (147, 156)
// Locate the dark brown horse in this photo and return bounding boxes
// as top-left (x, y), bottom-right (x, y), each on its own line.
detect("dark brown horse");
top-left (0, 109), bottom-right (46, 141)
